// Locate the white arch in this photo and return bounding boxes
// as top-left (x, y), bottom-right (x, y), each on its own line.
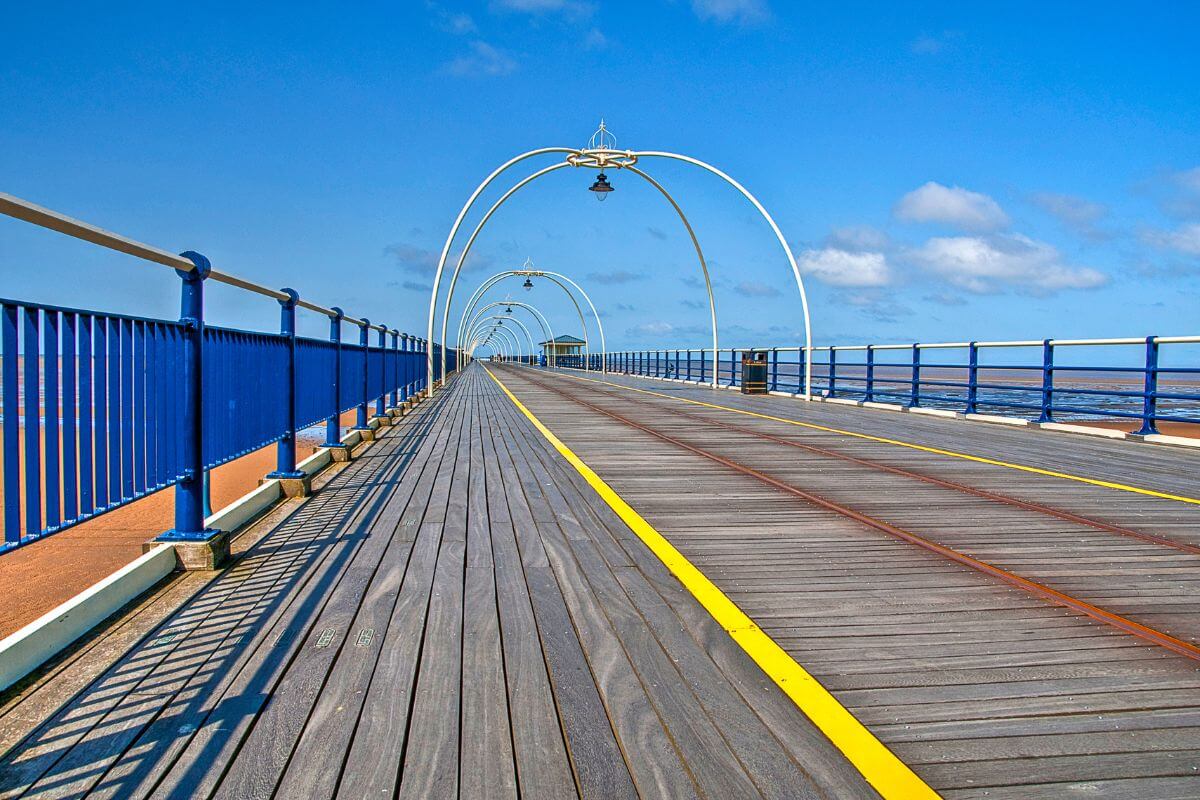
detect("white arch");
top-left (434, 161), bottom-right (718, 384)
top-left (481, 324), bottom-right (520, 361)
top-left (467, 314), bottom-right (536, 357)
top-left (427, 147), bottom-right (577, 387)
top-left (633, 151), bottom-right (812, 398)
top-left (455, 269), bottom-right (605, 372)
top-left (463, 300), bottom-right (555, 366)
top-left (428, 145), bottom-right (811, 397)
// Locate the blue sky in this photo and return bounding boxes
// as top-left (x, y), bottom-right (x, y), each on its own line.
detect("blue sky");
top-left (2, 1), bottom-right (1198, 356)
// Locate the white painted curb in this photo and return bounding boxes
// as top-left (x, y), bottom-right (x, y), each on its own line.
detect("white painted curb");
top-left (0, 544), bottom-right (177, 693)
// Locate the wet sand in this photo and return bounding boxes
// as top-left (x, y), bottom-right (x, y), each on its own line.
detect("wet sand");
top-left (0, 412), bottom-right (357, 639)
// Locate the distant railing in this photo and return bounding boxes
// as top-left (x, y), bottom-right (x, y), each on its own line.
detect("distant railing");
top-left (0, 192), bottom-right (453, 553)
top-left (599, 338), bottom-right (1200, 435)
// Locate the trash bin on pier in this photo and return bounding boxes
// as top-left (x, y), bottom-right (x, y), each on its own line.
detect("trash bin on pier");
top-left (741, 351), bottom-right (768, 394)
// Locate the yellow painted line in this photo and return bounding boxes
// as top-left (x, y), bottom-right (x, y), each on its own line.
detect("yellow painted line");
top-left (483, 364), bottom-right (940, 800)
top-left (551, 370), bottom-right (1200, 508)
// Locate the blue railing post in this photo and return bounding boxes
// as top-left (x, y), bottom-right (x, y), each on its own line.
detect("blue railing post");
top-left (374, 326), bottom-right (388, 419)
top-left (1038, 339), bottom-right (1054, 423)
top-left (1135, 336), bottom-right (1159, 435)
top-left (865, 345), bottom-right (875, 402)
top-left (700, 349), bottom-right (707, 384)
top-left (828, 349), bottom-right (838, 397)
top-left (686, 350), bottom-right (692, 382)
top-left (159, 251), bottom-right (216, 542)
top-left (910, 344), bottom-right (921, 407)
top-left (770, 348), bottom-right (779, 392)
top-left (268, 288), bottom-right (304, 480)
top-left (965, 342), bottom-right (979, 414)
top-left (324, 307), bottom-right (345, 448)
top-left (389, 330), bottom-right (400, 408)
top-left (354, 319), bottom-right (371, 431)
top-left (400, 334), bottom-right (410, 401)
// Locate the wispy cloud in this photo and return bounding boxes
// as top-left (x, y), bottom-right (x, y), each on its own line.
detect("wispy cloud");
top-left (442, 41), bottom-right (517, 77)
top-left (834, 290), bottom-right (912, 323)
top-left (690, 0), bottom-right (770, 25)
top-left (427, 2), bottom-right (477, 34)
top-left (733, 280), bottom-right (781, 297)
top-left (910, 233), bottom-right (1107, 294)
top-left (587, 269), bottom-right (645, 284)
top-left (386, 241), bottom-right (493, 274)
top-left (1142, 222), bottom-right (1200, 257)
top-left (646, 226), bottom-right (667, 240)
top-left (895, 182), bottom-right (1010, 231)
top-left (491, 0), bottom-right (594, 18)
top-left (615, 302), bottom-right (637, 311)
top-left (910, 30), bottom-right (961, 55)
top-left (583, 28), bottom-right (609, 50)
top-left (680, 298), bottom-right (706, 309)
top-left (1030, 192), bottom-right (1109, 240)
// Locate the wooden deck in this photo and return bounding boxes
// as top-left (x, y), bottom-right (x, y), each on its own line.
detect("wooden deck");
top-left (0, 366), bottom-right (872, 800)
top-left (490, 364), bottom-right (1200, 800)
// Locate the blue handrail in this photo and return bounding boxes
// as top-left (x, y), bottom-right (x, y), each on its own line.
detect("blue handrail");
top-left (0, 190), bottom-right (455, 554)
top-left (599, 339), bottom-right (1200, 434)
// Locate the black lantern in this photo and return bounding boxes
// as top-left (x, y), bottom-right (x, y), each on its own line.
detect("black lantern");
top-left (588, 172), bottom-right (614, 201)
top-left (523, 277), bottom-right (533, 291)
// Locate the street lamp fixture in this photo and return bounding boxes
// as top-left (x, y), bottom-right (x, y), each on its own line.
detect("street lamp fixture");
top-left (522, 277), bottom-right (533, 291)
top-left (588, 172), bottom-right (614, 201)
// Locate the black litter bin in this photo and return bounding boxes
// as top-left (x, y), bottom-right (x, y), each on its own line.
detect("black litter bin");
top-left (741, 351), bottom-right (768, 394)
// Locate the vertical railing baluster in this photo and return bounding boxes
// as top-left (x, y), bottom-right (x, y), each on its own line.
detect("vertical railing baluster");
top-left (355, 320), bottom-right (370, 432)
top-left (375, 326), bottom-right (387, 419)
top-left (271, 288), bottom-right (303, 480)
top-left (909, 344), bottom-right (921, 407)
top-left (106, 317), bottom-right (119, 504)
top-left (93, 316), bottom-right (108, 510)
top-left (390, 330), bottom-right (400, 408)
top-left (828, 348), bottom-right (837, 398)
top-left (770, 348), bottom-right (779, 392)
top-left (79, 315), bottom-right (94, 514)
top-left (2, 304), bottom-right (20, 544)
top-left (159, 251), bottom-right (215, 542)
top-left (965, 342), bottom-right (979, 415)
top-left (133, 320), bottom-right (146, 494)
top-left (864, 345), bottom-right (875, 403)
top-left (1135, 336), bottom-right (1159, 436)
top-left (400, 334), bottom-right (410, 401)
top-left (23, 307), bottom-right (42, 537)
top-left (325, 307), bottom-right (345, 447)
top-left (1038, 339), bottom-right (1054, 423)
top-left (62, 312), bottom-right (77, 522)
top-left (121, 318), bottom-right (133, 500)
top-left (44, 309), bottom-right (60, 529)
top-left (145, 322), bottom-right (158, 490)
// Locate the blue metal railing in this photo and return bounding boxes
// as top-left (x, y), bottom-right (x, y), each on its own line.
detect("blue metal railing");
top-left (0, 192), bottom-right (450, 553)
top-left (600, 338), bottom-right (1200, 435)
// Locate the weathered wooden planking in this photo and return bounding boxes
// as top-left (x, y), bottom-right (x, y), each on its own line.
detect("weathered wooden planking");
top-left (496, 364), bottom-right (1200, 798)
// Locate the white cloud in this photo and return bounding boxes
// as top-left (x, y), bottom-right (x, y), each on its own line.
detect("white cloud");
top-left (799, 248), bottom-right (892, 287)
top-left (827, 225), bottom-right (889, 251)
top-left (910, 31), bottom-right (961, 55)
top-left (442, 41), bottom-right (517, 77)
top-left (691, 0), bottom-right (770, 25)
top-left (1144, 222), bottom-right (1200, 257)
top-left (894, 182), bottom-right (1010, 231)
top-left (910, 233), bottom-right (1107, 294)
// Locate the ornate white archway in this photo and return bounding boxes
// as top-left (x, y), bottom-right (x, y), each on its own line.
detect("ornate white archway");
top-left (426, 122), bottom-right (811, 396)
